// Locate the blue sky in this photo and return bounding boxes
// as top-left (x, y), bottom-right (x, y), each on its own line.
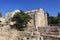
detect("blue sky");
top-left (0, 0), bottom-right (60, 16)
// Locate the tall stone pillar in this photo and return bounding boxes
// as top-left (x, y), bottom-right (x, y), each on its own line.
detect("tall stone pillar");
top-left (45, 13), bottom-right (48, 26)
top-left (35, 8), bottom-right (45, 29)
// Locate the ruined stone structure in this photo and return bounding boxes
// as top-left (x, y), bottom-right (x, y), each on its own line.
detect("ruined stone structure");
top-left (0, 8), bottom-right (60, 40)
top-left (25, 8), bottom-right (48, 29)
top-left (0, 17), bottom-right (6, 23)
top-left (0, 17), bottom-right (7, 27)
top-left (5, 10), bottom-right (21, 22)
top-left (5, 8), bottom-right (48, 30)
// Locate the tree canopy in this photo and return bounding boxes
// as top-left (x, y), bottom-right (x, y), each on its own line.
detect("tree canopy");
top-left (47, 12), bottom-right (60, 26)
top-left (57, 12), bottom-right (60, 24)
top-left (11, 11), bottom-right (32, 31)
top-left (0, 12), bottom-right (2, 17)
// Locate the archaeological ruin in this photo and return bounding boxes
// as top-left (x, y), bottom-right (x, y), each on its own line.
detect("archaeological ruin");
top-left (0, 8), bottom-right (60, 40)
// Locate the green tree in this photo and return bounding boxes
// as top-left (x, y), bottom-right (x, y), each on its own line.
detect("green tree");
top-left (11, 11), bottom-right (31, 31)
top-left (49, 16), bottom-right (57, 24)
top-left (0, 12), bottom-right (2, 17)
top-left (57, 12), bottom-right (60, 25)
top-left (57, 12), bottom-right (60, 17)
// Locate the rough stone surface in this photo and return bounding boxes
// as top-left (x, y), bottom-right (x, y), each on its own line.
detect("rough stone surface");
top-left (0, 25), bottom-right (20, 40)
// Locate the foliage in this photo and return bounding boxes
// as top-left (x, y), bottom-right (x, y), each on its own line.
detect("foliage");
top-left (11, 11), bottom-right (31, 31)
top-left (0, 12), bottom-right (2, 17)
top-left (49, 16), bottom-right (57, 24)
top-left (56, 13), bottom-right (60, 24)
top-left (47, 12), bottom-right (60, 25)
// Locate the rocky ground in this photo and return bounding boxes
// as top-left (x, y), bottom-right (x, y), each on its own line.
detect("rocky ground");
top-left (0, 25), bottom-right (20, 40)
top-left (0, 25), bottom-right (34, 40)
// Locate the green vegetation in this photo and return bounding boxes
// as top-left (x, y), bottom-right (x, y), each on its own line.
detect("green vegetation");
top-left (11, 11), bottom-right (31, 31)
top-left (0, 12), bottom-right (2, 17)
top-left (47, 12), bottom-right (60, 25)
top-left (57, 12), bottom-right (60, 24)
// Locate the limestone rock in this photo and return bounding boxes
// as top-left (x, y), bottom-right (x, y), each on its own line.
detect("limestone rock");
top-left (0, 25), bottom-right (19, 40)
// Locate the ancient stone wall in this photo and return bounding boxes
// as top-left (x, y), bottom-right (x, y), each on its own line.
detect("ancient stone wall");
top-left (25, 8), bottom-right (48, 29)
top-left (43, 36), bottom-right (60, 40)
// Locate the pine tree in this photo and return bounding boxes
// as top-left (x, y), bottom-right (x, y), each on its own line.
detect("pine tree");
top-left (0, 12), bottom-right (2, 17)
